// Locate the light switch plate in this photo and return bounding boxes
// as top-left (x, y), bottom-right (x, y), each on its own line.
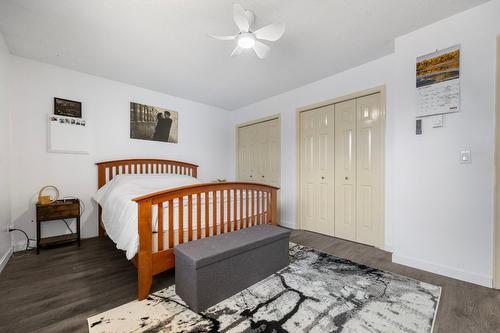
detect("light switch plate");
top-left (460, 150), bottom-right (471, 164)
top-left (431, 115), bottom-right (444, 128)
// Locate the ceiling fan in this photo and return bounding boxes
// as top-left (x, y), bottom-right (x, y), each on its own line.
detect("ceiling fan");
top-left (209, 4), bottom-right (285, 59)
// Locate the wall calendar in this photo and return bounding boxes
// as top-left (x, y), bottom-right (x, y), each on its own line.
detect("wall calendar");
top-left (416, 45), bottom-right (460, 117)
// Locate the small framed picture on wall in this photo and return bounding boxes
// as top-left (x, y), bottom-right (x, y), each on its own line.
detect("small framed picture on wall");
top-left (54, 97), bottom-right (82, 118)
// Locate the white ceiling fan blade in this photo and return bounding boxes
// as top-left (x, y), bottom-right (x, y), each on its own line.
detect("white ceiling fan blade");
top-left (253, 23), bottom-right (285, 41)
top-left (233, 4), bottom-right (250, 32)
top-left (230, 46), bottom-right (243, 57)
top-left (253, 40), bottom-right (270, 59)
top-left (208, 34), bottom-right (237, 41)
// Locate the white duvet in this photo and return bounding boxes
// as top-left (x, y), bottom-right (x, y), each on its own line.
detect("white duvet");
top-left (93, 174), bottom-right (203, 259)
top-left (93, 174), bottom-right (262, 260)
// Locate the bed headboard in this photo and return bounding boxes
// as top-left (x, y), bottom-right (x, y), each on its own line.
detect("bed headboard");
top-left (95, 159), bottom-right (198, 189)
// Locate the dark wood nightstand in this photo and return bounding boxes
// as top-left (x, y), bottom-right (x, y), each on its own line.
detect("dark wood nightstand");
top-left (36, 199), bottom-right (81, 254)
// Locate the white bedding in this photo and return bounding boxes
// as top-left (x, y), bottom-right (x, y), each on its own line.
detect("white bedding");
top-left (93, 174), bottom-right (262, 259)
top-left (93, 174), bottom-right (203, 259)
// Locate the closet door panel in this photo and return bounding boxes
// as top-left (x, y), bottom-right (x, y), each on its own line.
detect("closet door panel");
top-left (299, 106), bottom-right (334, 236)
top-left (300, 110), bottom-right (318, 232)
top-left (316, 107), bottom-right (335, 235)
top-left (263, 119), bottom-right (280, 187)
top-left (247, 124), bottom-right (259, 182)
top-left (238, 126), bottom-right (252, 181)
top-left (356, 93), bottom-right (383, 247)
top-left (334, 100), bottom-right (357, 241)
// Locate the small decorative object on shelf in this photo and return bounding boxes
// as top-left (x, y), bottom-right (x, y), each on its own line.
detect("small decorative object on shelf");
top-left (37, 185), bottom-right (59, 205)
top-left (36, 199), bottom-right (81, 254)
top-left (215, 179), bottom-right (227, 182)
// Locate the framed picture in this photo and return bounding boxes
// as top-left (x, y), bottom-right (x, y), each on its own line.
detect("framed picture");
top-left (54, 97), bottom-right (82, 118)
top-left (130, 102), bottom-right (178, 143)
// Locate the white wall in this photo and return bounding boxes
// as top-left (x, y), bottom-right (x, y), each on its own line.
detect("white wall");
top-left (389, 0), bottom-right (500, 287)
top-left (230, 55), bottom-right (395, 230)
top-left (231, 0), bottom-right (500, 287)
top-left (8, 56), bottom-right (233, 249)
top-left (0, 33), bottom-right (12, 269)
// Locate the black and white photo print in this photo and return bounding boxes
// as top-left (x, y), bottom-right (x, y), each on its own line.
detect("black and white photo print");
top-left (130, 102), bottom-right (178, 143)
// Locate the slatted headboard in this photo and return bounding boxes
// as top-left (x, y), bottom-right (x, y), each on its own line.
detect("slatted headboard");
top-left (95, 159), bottom-right (198, 189)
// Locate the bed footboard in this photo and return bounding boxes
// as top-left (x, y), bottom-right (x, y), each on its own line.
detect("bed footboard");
top-left (132, 182), bottom-right (279, 300)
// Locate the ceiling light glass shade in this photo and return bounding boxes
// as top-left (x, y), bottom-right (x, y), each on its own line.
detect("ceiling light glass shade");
top-left (237, 33), bottom-right (255, 49)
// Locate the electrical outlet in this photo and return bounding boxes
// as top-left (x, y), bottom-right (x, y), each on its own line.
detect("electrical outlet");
top-left (460, 150), bottom-right (471, 164)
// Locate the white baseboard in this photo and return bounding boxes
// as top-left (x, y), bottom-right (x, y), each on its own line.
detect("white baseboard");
top-left (278, 220), bottom-right (297, 229)
top-left (393, 253), bottom-right (492, 288)
top-left (0, 247), bottom-right (13, 273)
top-left (383, 244), bottom-right (394, 253)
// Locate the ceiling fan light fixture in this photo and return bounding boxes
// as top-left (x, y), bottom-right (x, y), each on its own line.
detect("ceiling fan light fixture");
top-left (210, 4), bottom-right (285, 59)
top-left (237, 33), bottom-right (255, 49)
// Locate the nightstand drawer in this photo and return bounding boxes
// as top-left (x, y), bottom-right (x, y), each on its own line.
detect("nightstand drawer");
top-left (36, 200), bottom-right (80, 221)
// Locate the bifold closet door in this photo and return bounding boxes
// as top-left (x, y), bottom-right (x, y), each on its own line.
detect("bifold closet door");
top-left (356, 93), bottom-right (384, 247)
top-left (237, 125), bottom-right (256, 182)
top-left (237, 119), bottom-right (280, 186)
top-left (334, 100), bottom-right (357, 242)
top-left (256, 119), bottom-right (280, 187)
top-left (299, 106), bottom-right (335, 236)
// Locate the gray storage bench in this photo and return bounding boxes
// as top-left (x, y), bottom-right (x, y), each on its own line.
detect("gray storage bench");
top-left (174, 224), bottom-right (290, 312)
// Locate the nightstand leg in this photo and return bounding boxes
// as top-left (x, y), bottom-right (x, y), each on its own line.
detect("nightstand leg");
top-left (77, 216), bottom-right (81, 247)
top-left (36, 220), bottom-right (40, 255)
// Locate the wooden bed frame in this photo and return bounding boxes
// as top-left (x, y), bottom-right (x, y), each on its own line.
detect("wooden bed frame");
top-left (96, 159), bottom-right (279, 300)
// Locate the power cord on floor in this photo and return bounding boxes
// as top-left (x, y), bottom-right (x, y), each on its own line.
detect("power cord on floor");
top-left (8, 228), bottom-right (36, 253)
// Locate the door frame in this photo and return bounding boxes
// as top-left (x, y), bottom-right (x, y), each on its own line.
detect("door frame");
top-left (235, 114), bottom-right (281, 184)
top-left (494, 36), bottom-right (500, 289)
top-left (296, 85), bottom-right (387, 248)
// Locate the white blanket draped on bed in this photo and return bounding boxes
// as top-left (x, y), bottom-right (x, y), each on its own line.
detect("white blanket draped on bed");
top-left (93, 174), bottom-right (199, 259)
top-left (93, 174), bottom-right (260, 259)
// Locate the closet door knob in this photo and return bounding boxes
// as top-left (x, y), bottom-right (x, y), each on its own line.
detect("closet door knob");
top-left (321, 176), bottom-right (325, 180)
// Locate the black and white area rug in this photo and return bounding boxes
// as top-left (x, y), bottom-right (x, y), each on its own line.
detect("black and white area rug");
top-left (88, 243), bottom-right (441, 332)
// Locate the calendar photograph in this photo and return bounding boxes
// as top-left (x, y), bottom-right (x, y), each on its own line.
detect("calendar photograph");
top-left (416, 46), bottom-right (460, 88)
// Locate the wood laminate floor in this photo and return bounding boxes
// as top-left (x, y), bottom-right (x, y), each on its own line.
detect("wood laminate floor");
top-left (0, 230), bottom-right (499, 332)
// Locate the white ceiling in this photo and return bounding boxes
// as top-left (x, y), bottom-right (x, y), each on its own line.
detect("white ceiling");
top-left (0, 0), bottom-right (490, 110)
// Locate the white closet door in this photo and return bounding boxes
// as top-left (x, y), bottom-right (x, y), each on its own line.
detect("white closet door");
top-left (356, 93), bottom-right (384, 247)
top-left (238, 124), bottom-right (258, 182)
top-left (334, 100), bottom-right (357, 241)
top-left (255, 121), bottom-right (268, 183)
top-left (266, 119), bottom-right (281, 187)
top-left (237, 125), bottom-right (252, 181)
top-left (299, 106), bottom-right (335, 236)
top-left (237, 118), bottom-right (280, 186)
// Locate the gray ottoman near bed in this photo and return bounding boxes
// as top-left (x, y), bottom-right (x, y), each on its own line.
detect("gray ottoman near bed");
top-left (174, 224), bottom-right (290, 312)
